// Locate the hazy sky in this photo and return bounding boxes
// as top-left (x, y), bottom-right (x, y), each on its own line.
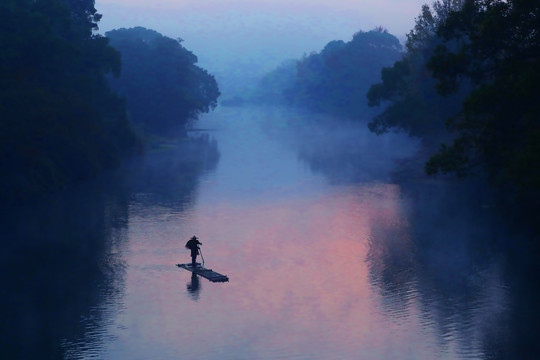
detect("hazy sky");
top-left (95, 0), bottom-right (429, 95)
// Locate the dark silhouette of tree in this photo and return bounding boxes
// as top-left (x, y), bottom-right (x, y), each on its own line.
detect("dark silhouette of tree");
top-left (424, 0), bottom-right (540, 223)
top-left (0, 0), bottom-right (139, 203)
top-left (367, 0), bottom-right (466, 141)
top-left (106, 27), bottom-right (220, 136)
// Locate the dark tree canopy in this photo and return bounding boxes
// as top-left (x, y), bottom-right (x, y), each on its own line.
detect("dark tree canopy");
top-left (0, 0), bottom-right (139, 202)
top-left (283, 28), bottom-right (403, 118)
top-left (106, 27), bottom-right (221, 136)
top-left (62, 0), bottom-right (102, 33)
top-left (426, 0), bottom-right (540, 199)
top-left (367, 0), bottom-right (466, 141)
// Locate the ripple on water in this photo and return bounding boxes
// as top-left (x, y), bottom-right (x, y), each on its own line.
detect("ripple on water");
top-left (56, 107), bottom-right (520, 360)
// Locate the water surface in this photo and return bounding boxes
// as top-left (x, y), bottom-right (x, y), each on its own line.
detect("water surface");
top-left (2, 106), bottom-right (538, 360)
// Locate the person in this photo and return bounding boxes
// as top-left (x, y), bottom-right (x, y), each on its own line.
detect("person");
top-left (185, 235), bottom-right (202, 267)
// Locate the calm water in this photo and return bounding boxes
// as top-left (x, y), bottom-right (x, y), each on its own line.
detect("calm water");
top-left (2, 106), bottom-right (539, 360)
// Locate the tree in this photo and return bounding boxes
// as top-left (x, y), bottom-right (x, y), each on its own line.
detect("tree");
top-left (284, 28), bottom-right (402, 118)
top-left (426, 0), bottom-right (540, 201)
top-left (0, 0), bottom-right (139, 202)
top-left (367, 0), bottom-right (466, 142)
top-left (106, 27), bottom-right (220, 136)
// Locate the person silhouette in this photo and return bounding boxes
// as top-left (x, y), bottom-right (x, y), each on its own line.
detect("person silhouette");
top-left (185, 235), bottom-right (202, 267)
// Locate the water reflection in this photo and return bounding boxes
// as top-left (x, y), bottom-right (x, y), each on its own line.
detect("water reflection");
top-left (0, 182), bottom-right (129, 360)
top-left (256, 105), bottom-right (539, 359)
top-left (260, 109), bottom-right (419, 184)
top-left (187, 273), bottom-right (202, 301)
top-left (0, 134), bottom-right (219, 359)
top-left (120, 133), bottom-right (220, 208)
top-left (5, 106), bottom-right (539, 359)
top-left (363, 178), bottom-right (540, 359)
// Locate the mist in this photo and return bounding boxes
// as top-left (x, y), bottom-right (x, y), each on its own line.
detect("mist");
top-left (2, 0), bottom-right (539, 359)
top-left (96, 0), bottom-right (427, 95)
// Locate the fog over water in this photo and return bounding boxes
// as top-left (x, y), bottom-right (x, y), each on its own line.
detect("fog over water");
top-left (2, 2), bottom-right (539, 359)
top-left (3, 106), bottom-right (537, 359)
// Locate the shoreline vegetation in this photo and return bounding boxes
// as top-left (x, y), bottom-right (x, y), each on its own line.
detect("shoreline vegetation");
top-left (0, 1), bottom-right (219, 205)
top-left (1, 0), bottom-right (538, 233)
top-left (222, 0), bottom-right (539, 233)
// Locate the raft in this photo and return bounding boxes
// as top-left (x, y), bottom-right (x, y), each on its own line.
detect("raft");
top-left (176, 264), bottom-right (229, 283)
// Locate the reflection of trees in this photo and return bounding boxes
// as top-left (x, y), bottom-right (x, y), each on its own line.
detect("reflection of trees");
top-left (0, 134), bottom-right (219, 359)
top-left (0, 181), bottom-right (129, 359)
top-left (366, 180), bottom-right (539, 358)
top-left (120, 133), bottom-right (219, 207)
top-left (290, 119), bottom-right (417, 184)
top-left (366, 215), bottom-right (416, 320)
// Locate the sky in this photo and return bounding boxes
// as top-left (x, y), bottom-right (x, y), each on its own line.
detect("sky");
top-left (95, 0), bottom-right (430, 95)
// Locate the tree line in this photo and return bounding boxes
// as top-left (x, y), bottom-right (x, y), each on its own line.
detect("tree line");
top-left (248, 0), bottom-right (539, 227)
top-left (0, 1), bottom-right (220, 204)
top-left (106, 27), bottom-right (220, 136)
top-left (369, 0), bottom-right (539, 223)
top-left (284, 28), bottom-right (403, 118)
top-left (236, 28), bottom-right (403, 117)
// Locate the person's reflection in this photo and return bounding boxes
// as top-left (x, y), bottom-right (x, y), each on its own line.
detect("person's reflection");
top-left (186, 273), bottom-right (201, 301)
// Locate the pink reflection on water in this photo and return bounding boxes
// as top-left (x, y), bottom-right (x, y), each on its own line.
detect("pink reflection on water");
top-left (118, 183), bottom-right (440, 359)
top-left (196, 185), bottom-right (405, 351)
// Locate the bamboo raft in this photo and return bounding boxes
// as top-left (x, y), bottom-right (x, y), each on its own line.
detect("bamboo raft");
top-left (176, 264), bottom-right (229, 283)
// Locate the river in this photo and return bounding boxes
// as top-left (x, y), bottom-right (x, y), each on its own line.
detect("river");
top-left (1, 106), bottom-right (538, 360)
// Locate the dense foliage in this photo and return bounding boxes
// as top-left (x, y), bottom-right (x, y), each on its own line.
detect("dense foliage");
top-left (426, 0), bottom-right (540, 199)
top-left (368, 0), bottom-right (540, 223)
top-left (284, 28), bottom-right (403, 117)
top-left (106, 27), bottom-right (220, 136)
top-left (367, 0), bottom-right (466, 141)
top-left (0, 0), bottom-right (139, 202)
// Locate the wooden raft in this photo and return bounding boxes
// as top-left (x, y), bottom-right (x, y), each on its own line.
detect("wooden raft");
top-left (176, 264), bottom-right (229, 283)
